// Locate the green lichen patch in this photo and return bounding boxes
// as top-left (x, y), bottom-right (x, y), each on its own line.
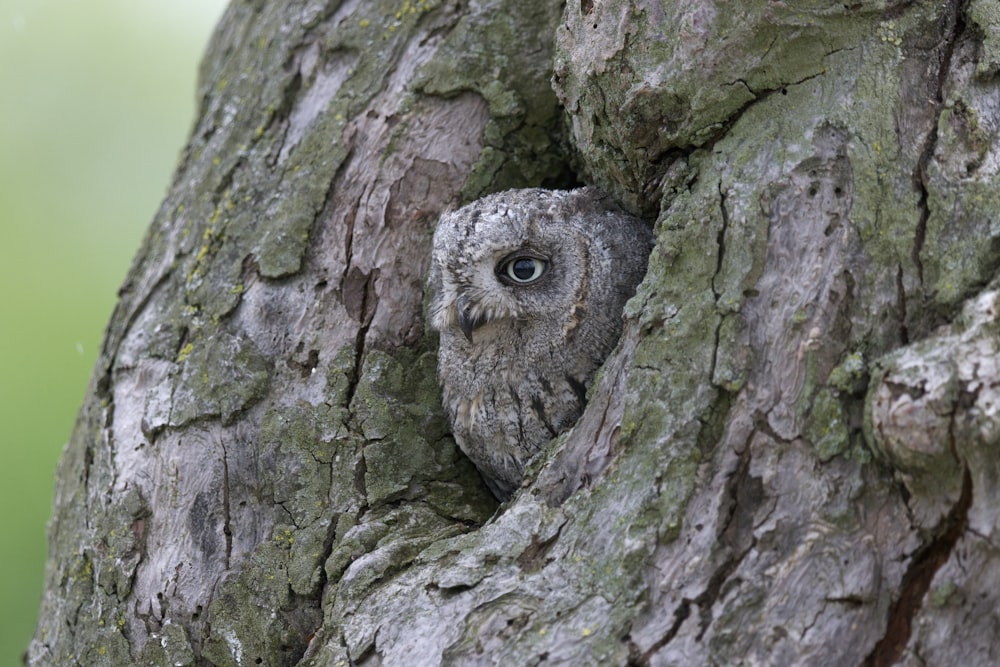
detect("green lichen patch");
top-left (139, 621), bottom-right (196, 667)
top-left (200, 539), bottom-right (322, 667)
top-left (422, 473), bottom-right (498, 521)
top-left (92, 486), bottom-right (150, 601)
top-left (806, 388), bottom-right (851, 461)
top-left (170, 331), bottom-right (272, 426)
top-left (259, 399), bottom-right (363, 531)
top-left (350, 348), bottom-right (495, 514)
top-left (350, 349), bottom-right (445, 442)
top-left (256, 176), bottom-right (329, 279)
top-left (928, 581), bottom-right (960, 608)
top-left (922, 167), bottom-right (1000, 312)
top-left (363, 436), bottom-right (438, 504)
top-left (713, 313), bottom-right (750, 392)
top-left (554, 1), bottom-right (875, 212)
top-left (828, 351), bottom-right (869, 395)
top-left (969, 0), bottom-right (1000, 77)
top-left (413, 0), bottom-right (572, 198)
top-left (263, 399), bottom-right (348, 466)
top-left (288, 519), bottom-right (335, 597)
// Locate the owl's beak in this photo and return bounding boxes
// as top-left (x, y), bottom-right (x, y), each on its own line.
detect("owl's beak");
top-left (456, 295), bottom-right (487, 342)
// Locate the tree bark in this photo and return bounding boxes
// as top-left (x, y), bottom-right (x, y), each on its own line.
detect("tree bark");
top-left (28, 1), bottom-right (1000, 666)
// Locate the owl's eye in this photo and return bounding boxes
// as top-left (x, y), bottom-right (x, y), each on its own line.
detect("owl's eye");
top-left (498, 253), bottom-right (548, 285)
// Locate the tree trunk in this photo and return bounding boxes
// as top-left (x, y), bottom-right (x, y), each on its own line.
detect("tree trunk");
top-left (28, 1), bottom-right (1000, 666)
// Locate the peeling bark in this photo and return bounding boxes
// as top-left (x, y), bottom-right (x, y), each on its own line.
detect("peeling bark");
top-left (28, 1), bottom-right (1000, 666)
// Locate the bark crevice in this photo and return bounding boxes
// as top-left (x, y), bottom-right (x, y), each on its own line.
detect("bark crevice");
top-left (864, 465), bottom-right (972, 667)
top-left (911, 0), bottom-right (964, 292)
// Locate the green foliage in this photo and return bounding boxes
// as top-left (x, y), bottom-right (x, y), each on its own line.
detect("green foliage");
top-left (0, 1), bottom-right (226, 662)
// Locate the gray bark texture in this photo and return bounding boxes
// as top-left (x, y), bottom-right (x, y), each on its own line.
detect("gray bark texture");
top-left (27, 0), bottom-right (1000, 665)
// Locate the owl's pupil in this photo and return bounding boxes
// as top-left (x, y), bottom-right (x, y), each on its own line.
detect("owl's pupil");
top-left (512, 259), bottom-right (537, 280)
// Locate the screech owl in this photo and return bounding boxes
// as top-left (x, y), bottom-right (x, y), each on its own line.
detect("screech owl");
top-left (429, 187), bottom-right (653, 500)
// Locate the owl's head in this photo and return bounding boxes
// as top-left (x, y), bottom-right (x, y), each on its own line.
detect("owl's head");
top-left (429, 189), bottom-right (596, 343)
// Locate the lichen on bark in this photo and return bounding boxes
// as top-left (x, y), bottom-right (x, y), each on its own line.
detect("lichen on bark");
top-left (30, 0), bottom-right (566, 663)
top-left (29, 0), bottom-right (1000, 666)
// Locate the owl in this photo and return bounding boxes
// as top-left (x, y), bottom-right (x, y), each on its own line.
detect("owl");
top-left (429, 188), bottom-right (653, 500)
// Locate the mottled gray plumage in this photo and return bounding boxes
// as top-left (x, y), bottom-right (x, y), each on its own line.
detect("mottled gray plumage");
top-left (429, 188), bottom-right (653, 500)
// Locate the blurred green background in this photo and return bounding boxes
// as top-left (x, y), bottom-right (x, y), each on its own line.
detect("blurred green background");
top-left (0, 0), bottom-right (227, 661)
